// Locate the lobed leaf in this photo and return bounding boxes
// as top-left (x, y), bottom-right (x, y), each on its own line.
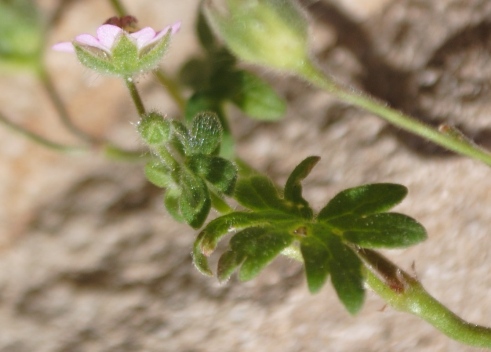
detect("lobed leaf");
top-left (144, 161), bottom-right (174, 189)
top-left (317, 183), bottom-right (408, 221)
top-left (300, 236), bottom-right (330, 293)
top-left (231, 70), bottom-right (286, 121)
top-left (179, 170), bottom-right (211, 229)
top-left (333, 213), bottom-right (427, 248)
top-left (219, 227), bottom-right (293, 281)
top-left (188, 112), bottom-right (223, 155)
top-left (283, 156), bottom-right (319, 219)
top-left (186, 154), bottom-right (237, 195)
top-left (324, 234), bottom-right (365, 315)
top-left (234, 175), bottom-right (285, 211)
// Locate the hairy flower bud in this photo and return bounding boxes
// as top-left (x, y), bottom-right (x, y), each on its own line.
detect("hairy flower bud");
top-left (203, 0), bottom-right (309, 72)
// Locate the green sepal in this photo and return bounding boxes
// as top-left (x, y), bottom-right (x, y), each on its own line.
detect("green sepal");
top-left (218, 227), bottom-right (293, 281)
top-left (284, 156), bottom-right (319, 219)
top-left (318, 183), bottom-right (408, 221)
top-left (231, 70), bottom-right (286, 121)
top-left (137, 30), bottom-right (173, 72)
top-left (188, 112), bottom-right (223, 155)
top-left (110, 34), bottom-right (139, 75)
top-left (331, 213), bottom-right (427, 248)
top-left (74, 45), bottom-right (116, 76)
top-left (187, 154), bottom-right (238, 195)
top-left (300, 236), bottom-right (330, 293)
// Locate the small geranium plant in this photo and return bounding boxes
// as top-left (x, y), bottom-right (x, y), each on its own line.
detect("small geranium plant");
top-left (2, 0), bottom-right (491, 349)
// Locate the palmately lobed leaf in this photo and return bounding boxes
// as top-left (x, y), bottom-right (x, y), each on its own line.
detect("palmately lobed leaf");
top-left (337, 213), bottom-right (427, 248)
top-left (317, 183), bottom-right (408, 221)
top-left (188, 112), bottom-right (223, 155)
top-left (186, 155), bottom-right (238, 195)
top-left (300, 236), bottom-right (331, 293)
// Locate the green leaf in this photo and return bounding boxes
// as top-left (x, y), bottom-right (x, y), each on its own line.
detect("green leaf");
top-left (324, 234), bottom-right (365, 315)
top-left (283, 156), bottom-right (319, 219)
top-left (138, 112), bottom-right (171, 146)
top-left (188, 112), bottom-right (223, 155)
top-left (196, 6), bottom-right (218, 51)
top-left (184, 92), bottom-right (220, 123)
top-left (230, 70), bottom-right (286, 120)
top-left (179, 170), bottom-right (211, 229)
top-left (332, 213), bottom-right (427, 248)
top-left (318, 183), bottom-right (408, 221)
top-left (220, 227), bottom-right (293, 281)
top-left (187, 155), bottom-right (238, 195)
top-left (196, 211), bottom-right (293, 256)
top-left (144, 161), bottom-right (174, 188)
top-left (170, 120), bottom-right (189, 156)
top-left (234, 175), bottom-right (285, 211)
top-left (217, 249), bottom-right (245, 282)
top-left (164, 186), bottom-right (184, 223)
top-left (300, 236), bottom-right (330, 293)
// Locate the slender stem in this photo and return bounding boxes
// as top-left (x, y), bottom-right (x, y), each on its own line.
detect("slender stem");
top-left (124, 77), bottom-right (146, 117)
top-left (297, 60), bottom-right (491, 167)
top-left (154, 70), bottom-right (186, 113)
top-left (0, 111), bottom-right (87, 154)
top-left (37, 65), bottom-right (95, 143)
top-left (356, 248), bottom-right (491, 348)
top-left (108, 0), bottom-right (128, 16)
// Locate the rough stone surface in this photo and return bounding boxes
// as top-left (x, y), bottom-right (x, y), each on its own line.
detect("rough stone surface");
top-left (1, 0), bottom-right (490, 351)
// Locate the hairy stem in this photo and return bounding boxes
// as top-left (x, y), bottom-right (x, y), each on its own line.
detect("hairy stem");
top-left (297, 60), bottom-right (491, 167)
top-left (356, 248), bottom-right (491, 348)
top-left (124, 77), bottom-right (146, 117)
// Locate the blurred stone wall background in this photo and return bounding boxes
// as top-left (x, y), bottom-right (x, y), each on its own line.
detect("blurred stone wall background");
top-left (0, 0), bottom-right (490, 351)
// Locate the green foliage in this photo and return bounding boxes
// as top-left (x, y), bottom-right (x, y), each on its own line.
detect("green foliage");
top-left (138, 112), bottom-right (237, 229)
top-left (179, 7), bottom-right (286, 122)
top-left (0, 0), bottom-right (44, 72)
top-left (193, 156), bottom-right (427, 314)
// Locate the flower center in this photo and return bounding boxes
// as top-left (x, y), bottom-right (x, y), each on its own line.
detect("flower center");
top-left (104, 15), bottom-right (139, 33)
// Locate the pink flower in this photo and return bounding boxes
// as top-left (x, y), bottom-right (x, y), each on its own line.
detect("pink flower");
top-left (53, 22), bottom-right (181, 54)
top-left (52, 20), bottom-right (181, 77)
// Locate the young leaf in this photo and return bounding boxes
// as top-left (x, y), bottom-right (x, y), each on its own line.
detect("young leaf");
top-left (164, 186), bottom-right (184, 223)
top-left (234, 175), bottom-right (285, 211)
top-left (283, 156), bottom-right (319, 219)
top-left (217, 249), bottom-right (245, 282)
top-left (186, 154), bottom-right (238, 195)
top-left (230, 70), bottom-right (286, 121)
top-left (188, 112), bottom-right (223, 155)
top-left (317, 183), bottom-right (408, 221)
top-left (179, 170), bottom-right (211, 229)
top-left (144, 161), bottom-right (174, 189)
top-left (325, 234), bottom-right (365, 315)
top-left (222, 227), bottom-right (293, 281)
top-left (300, 236), bottom-right (330, 293)
top-left (334, 213), bottom-right (427, 248)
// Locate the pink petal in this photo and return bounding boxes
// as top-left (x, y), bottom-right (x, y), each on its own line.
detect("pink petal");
top-left (143, 22), bottom-right (181, 48)
top-left (130, 27), bottom-right (157, 50)
top-left (96, 24), bottom-right (123, 49)
top-left (52, 42), bottom-right (75, 52)
top-left (75, 34), bottom-right (108, 52)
